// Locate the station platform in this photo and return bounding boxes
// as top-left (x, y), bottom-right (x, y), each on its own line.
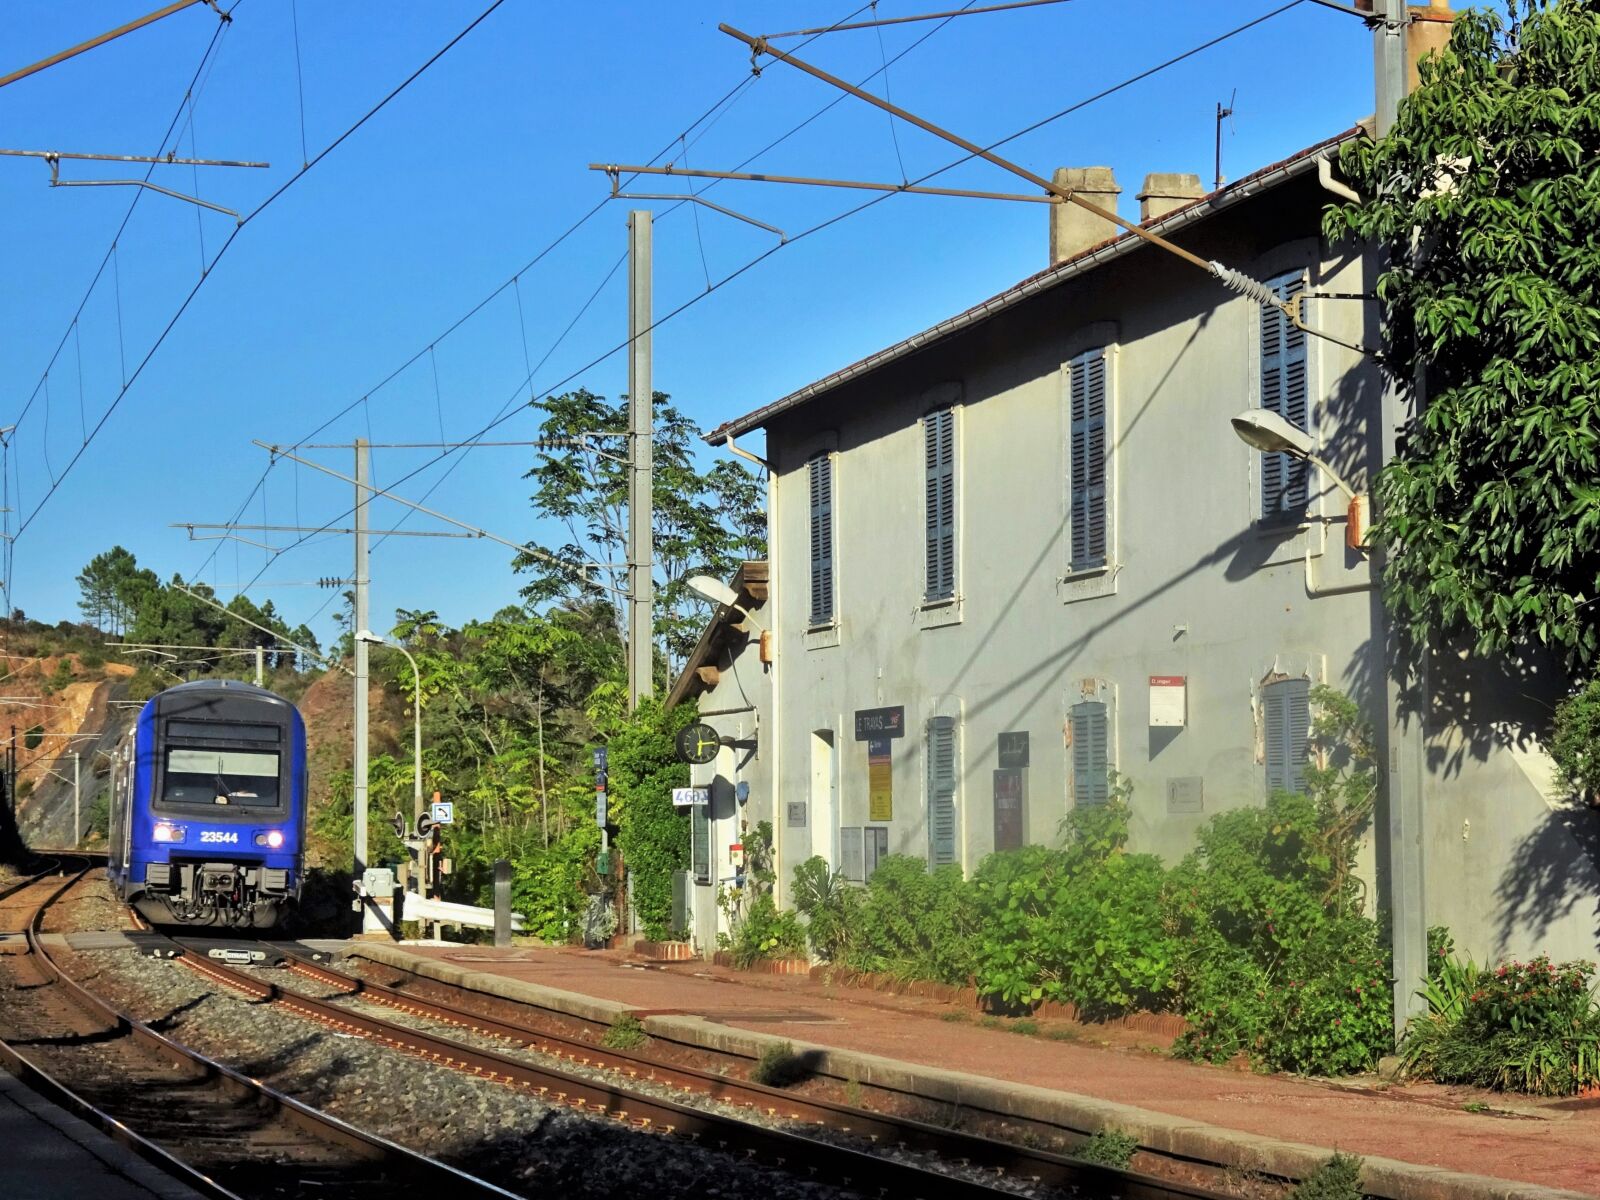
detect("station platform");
top-left (0, 1065), bottom-right (204, 1200)
top-left (347, 940), bottom-right (1600, 1200)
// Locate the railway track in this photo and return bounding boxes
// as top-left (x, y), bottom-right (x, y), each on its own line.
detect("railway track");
top-left (330, 949), bottom-right (1252, 1194)
top-left (158, 938), bottom-right (1234, 1200)
top-left (0, 862), bottom-right (519, 1200)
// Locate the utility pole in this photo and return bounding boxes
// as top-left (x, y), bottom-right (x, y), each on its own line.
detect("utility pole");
top-left (353, 437), bottom-right (375, 933)
top-left (254, 645), bottom-right (265, 687)
top-left (1374, 0), bottom-right (1410, 136)
top-left (1373, 0), bottom-right (1427, 1036)
top-left (72, 752), bottom-right (80, 848)
top-left (627, 210), bottom-right (654, 710)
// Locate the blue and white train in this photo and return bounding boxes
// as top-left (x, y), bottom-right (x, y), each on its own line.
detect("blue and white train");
top-left (108, 680), bottom-right (308, 930)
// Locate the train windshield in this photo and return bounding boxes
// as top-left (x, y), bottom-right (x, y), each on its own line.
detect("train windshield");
top-left (162, 748), bottom-right (282, 808)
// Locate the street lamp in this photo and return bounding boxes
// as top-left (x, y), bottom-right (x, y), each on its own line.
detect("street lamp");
top-left (684, 574), bottom-right (765, 630)
top-left (354, 630), bottom-right (424, 831)
top-left (1230, 410), bottom-right (1369, 550)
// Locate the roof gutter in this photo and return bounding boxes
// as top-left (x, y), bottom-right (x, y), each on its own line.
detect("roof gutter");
top-left (706, 130), bottom-right (1360, 446)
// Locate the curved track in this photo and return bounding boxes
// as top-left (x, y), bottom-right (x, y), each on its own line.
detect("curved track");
top-left (0, 860), bottom-right (519, 1200)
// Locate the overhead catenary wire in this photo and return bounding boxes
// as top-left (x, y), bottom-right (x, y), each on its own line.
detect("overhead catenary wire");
top-left (186, 2), bottom-right (890, 602)
top-left (8, 0), bottom-right (513, 547)
top-left (191, 0), bottom-right (1040, 632)
top-left (250, 0), bottom-right (1333, 598)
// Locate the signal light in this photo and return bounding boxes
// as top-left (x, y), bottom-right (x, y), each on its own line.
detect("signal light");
top-left (253, 830), bottom-right (286, 848)
top-left (153, 823), bottom-right (186, 843)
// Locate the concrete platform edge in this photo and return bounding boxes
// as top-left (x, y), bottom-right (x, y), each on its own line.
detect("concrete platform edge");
top-left (343, 945), bottom-right (1594, 1200)
top-left (0, 1061), bottom-right (204, 1199)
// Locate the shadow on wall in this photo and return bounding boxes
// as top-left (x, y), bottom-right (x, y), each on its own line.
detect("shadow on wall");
top-left (1495, 803), bottom-right (1600, 958)
top-left (1426, 645), bottom-right (1564, 779)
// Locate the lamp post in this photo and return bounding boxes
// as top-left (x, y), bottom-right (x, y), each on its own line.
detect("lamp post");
top-left (1229, 410), bottom-right (1368, 548)
top-left (1229, 408), bottom-right (1425, 1039)
top-left (684, 574), bottom-right (765, 630)
top-left (355, 630), bottom-right (424, 831)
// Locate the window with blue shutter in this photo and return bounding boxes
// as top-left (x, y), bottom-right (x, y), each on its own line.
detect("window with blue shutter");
top-left (923, 408), bottom-right (957, 601)
top-left (1069, 348), bottom-right (1109, 571)
top-left (1070, 700), bottom-right (1111, 805)
top-left (1262, 677), bottom-right (1312, 795)
top-left (808, 454), bottom-right (835, 626)
top-left (1260, 271), bottom-right (1311, 523)
top-left (927, 716), bottom-right (959, 866)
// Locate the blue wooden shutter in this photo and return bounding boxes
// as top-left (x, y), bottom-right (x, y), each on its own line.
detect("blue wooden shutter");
top-left (924, 409), bottom-right (956, 601)
top-left (1069, 349), bottom-right (1109, 571)
top-left (808, 454), bottom-right (834, 625)
top-left (927, 717), bottom-right (959, 866)
top-left (1260, 272), bottom-right (1310, 522)
top-left (1071, 701), bottom-right (1110, 805)
top-left (1263, 678), bottom-right (1311, 795)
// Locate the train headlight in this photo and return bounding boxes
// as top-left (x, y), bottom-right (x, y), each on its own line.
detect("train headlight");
top-left (152, 823), bottom-right (186, 843)
top-left (254, 830), bottom-right (285, 849)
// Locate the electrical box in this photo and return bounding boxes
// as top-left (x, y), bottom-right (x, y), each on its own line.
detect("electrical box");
top-left (361, 867), bottom-right (395, 896)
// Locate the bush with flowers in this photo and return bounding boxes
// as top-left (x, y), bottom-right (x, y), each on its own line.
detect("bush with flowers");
top-left (1401, 951), bottom-right (1600, 1095)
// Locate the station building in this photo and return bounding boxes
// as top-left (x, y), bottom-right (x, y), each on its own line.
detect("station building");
top-left (669, 129), bottom-right (1599, 967)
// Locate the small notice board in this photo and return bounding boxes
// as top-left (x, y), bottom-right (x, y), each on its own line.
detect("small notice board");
top-left (1149, 676), bottom-right (1187, 727)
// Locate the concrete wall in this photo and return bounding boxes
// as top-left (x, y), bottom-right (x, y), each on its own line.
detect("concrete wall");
top-left (755, 173), bottom-right (1599, 964)
top-left (683, 630), bottom-right (772, 955)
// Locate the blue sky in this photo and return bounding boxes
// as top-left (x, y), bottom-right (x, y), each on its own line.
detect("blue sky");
top-left (0, 0), bottom-right (1374, 643)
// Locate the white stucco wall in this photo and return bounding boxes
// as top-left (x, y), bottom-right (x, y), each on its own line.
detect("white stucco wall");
top-left (749, 178), bottom-right (1599, 965)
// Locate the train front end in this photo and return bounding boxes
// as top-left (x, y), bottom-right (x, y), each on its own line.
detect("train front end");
top-left (120, 680), bottom-right (307, 929)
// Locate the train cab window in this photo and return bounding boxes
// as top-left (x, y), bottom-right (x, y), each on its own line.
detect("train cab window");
top-left (162, 747), bottom-right (282, 808)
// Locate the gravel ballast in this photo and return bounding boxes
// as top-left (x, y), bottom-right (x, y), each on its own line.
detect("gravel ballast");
top-left (66, 947), bottom-right (867, 1200)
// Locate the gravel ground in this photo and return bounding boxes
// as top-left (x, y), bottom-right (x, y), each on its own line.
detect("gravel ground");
top-left (70, 947), bottom-right (861, 1200)
top-left (304, 966), bottom-right (1054, 1198)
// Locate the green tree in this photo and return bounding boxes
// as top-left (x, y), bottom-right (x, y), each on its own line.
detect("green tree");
top-left (1325, 0), bottom-right (1600, 667)
top-left (517, 388), bottom-right (765, 674)
top-left (75, 545), bottom-right (146, 635)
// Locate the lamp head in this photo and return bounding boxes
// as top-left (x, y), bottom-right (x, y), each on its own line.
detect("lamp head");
top-left (1230, 409), bottom-right (1316, 458)
top-left (684, 574), bottom-right (738, 609)
top-left (354, 629), bottom-right (385, 646)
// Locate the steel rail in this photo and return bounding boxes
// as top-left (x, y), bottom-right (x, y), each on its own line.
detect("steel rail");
top-left (276, 950), bottom-right (1229, 1200)
top-left (175, 947), bottom-right (1066, 1200)
top-left (6, 875), bottom-right (519, 1200)
top-left (0, 865), bottom-right (245, 1200)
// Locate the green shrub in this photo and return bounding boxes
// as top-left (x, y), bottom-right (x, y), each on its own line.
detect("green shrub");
top-left (1291, 1153), bottom-right (1364, 1200)
top-left (1402, 955), bottom-right (1600, 1095)
top-left (727, 891), bottom-right (806, 967)
top-left (751, 1040), bottom-right (807, 1087)
top-left (846, 855), bottom-right (978, 984)
top-left (1073, 1128), bottom-right (1139, 1168)
top-left (1551, 678), bottom-right (1600, 803)
top-left (1168, 790), bottom-right (1393, 1075)
top-left (972, 839), bottom-right (1175, 1019)
top-left (792, 855), bottom-right (860, 962)
top-left (602, 1014), bottom-right (648, 1050)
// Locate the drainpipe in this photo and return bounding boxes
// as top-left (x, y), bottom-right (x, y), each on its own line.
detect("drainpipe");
top-left (1317, 153), bottom-right (1361, 204)
top-left (724, 432), bottom-right (770, 472)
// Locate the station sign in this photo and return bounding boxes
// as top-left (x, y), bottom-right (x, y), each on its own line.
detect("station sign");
top-left (853, 705), bottom-right (905, 741)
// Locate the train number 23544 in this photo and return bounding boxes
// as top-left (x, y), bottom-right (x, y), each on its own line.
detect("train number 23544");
top-left (199, 831), bottom-right (239, 844)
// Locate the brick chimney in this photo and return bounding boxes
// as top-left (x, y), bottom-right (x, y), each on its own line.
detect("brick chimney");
top-left (1355, 1), bottom-right (1455, 91)
top-left (1137, 173), bottom-right (1205, 223)
top-left (1049, 167), bottom-right (1120, 265)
